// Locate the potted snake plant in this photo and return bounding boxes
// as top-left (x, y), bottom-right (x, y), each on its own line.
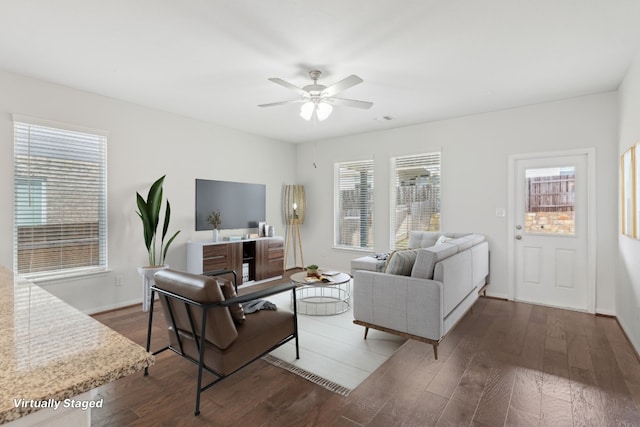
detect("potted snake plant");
top-left (136, 175), bottom-right (180, 311)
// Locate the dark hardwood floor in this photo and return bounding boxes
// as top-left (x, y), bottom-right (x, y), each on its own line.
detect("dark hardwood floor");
top-left (92, 274), bottom-right (640, 426)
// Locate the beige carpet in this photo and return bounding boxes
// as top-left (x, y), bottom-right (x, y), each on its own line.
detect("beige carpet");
top-left (263, 290), bottom-right (406, 396)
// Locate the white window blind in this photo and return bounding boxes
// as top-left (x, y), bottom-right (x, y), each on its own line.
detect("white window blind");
top-left (334, 160), bottom-right (374, 250)
top-left (390, 152), bottom-right (441, 250)
top-left (13, 118), bottom-right (107, 279)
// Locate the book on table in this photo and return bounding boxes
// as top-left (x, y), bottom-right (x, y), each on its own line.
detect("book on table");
top-left (304, 276), bottom-right (334, 283)
top-left (322, 271), bottom-right (340, 276)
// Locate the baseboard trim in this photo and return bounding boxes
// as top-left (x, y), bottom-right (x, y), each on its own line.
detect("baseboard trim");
top-left (90, 301), bottom-right (142, 316)
top-left (595, 308), bottom-right (616, 316)
top-left (86, 299), bottom-right (144, 315)
top-left (614, 317), bottom-right (640, 364)
top-left (595, 312), bottom-right (616, 319)
top-left (480, 295), bottom-right (509, 301)
top-left (595, 312), bottom-right (640, 363)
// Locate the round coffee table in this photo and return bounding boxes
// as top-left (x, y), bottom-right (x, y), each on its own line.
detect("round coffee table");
top-left (290, 271), bottom-right (351, 316)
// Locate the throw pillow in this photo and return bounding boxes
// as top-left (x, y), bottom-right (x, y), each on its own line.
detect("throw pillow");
top-left (384, 249), bottom-right (418, 276)
top-left (435, 235), bottom-right (453, 245)
top-left (383, 250), bottom-right (398, 272)
top-left (411, 248), bottom-right (438, 280)
top-left (218, 279), bottom-right (246, 325)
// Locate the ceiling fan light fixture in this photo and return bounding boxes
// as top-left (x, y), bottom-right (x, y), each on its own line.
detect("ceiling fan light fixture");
top-left (261, 70), bottom-right (372, 121)
top-left (316, 102), bottom-right (333, 121)
top-left (300, 101), bottom-right (315, 121)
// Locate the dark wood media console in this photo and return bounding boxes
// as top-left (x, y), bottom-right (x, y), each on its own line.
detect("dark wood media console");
top-left (187, 237), bottom-right (284, 286)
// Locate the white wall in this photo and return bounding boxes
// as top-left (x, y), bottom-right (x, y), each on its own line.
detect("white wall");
top-left (0, 70), bottom-right (296, 313)
top-left (296, 92), bottom-right (619, 314)
top-left (0, 68), bottom-right (623, 321)
top-left (617, 51), bottom-right (640, 353)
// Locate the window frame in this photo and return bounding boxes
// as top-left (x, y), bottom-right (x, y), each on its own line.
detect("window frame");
top-left (389, 151), bottom-right (441, 250)
top-left (333, 159), bottom-right (375, 251)
top-left (13, 115), bottom-right (108, 281)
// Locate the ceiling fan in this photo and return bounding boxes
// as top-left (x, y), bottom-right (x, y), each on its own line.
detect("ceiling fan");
top-left (258, 70), bottom-right (373, 121)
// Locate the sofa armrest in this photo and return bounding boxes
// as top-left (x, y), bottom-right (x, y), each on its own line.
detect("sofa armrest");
top-left (353, 270), bottom-right (444, 341)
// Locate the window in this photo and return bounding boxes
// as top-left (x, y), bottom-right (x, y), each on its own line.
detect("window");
top-left (390, 152), bottom-right (441, 249)
top-left (13, 116), bottom-right (107, 279)
top-left (334, 160), bottom-right (374, 250)
top-left (524, 167), bottom-right (575, 235)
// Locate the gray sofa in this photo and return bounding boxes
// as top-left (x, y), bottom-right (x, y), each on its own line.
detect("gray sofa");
top-left (352, 231), bottom-right (489, 359)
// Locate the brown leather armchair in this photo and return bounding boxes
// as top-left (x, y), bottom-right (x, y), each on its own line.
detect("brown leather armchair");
top-left (144, 269), bottom-right (298, 415)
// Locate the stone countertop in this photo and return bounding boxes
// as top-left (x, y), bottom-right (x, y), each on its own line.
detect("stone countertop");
top-left (0, 266), bottom-right (154, 424)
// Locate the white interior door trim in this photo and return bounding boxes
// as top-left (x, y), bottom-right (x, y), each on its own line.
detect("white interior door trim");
top-left (507, 148), bottom-right (596, 313)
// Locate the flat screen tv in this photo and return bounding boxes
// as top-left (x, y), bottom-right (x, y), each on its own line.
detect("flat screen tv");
top-left (195, 179), bottom-right (266, 231)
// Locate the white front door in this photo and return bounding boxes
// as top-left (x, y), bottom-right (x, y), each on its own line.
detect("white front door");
top-left (513, 152), bottom-right (591, 311)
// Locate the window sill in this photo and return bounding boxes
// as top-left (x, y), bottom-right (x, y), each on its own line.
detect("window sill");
top-left (19, 267), bottom-right (110, 285)
top-left (332, 246), bottom-right (375, 254)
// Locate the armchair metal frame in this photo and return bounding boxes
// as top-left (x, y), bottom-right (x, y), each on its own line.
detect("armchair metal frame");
top-left (144, 270), bottom-right (299, 415)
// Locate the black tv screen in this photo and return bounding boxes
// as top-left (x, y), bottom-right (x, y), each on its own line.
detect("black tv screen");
top-left (195, 179), bottom-right (266, 231)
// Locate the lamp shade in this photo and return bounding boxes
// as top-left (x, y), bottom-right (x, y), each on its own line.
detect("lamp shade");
top-left (300, 102), bottom-right (314, 121)
top-left (316, 102), bottom-right (333, 121)
top-left (283, 184), bottom-right (306, 224)
top-left (299, 101), bottom-right (333, 122)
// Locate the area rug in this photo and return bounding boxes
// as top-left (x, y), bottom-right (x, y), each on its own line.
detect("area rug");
top-left (261, 290), bottom-right (406, 396)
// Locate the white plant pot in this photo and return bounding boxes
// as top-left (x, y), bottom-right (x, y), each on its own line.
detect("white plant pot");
top-left (213, 228), bottom-right (219, 242)
top-left (137, 265), bottom-right (169, 312)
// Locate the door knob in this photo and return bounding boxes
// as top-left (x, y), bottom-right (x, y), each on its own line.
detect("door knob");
top-left (515, 235), bottom-right (522, 240)
top-left (515, 225), bottom-right (522, 230)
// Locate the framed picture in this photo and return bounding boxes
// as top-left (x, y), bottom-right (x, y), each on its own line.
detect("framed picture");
top-left (621, 146), bottom-right (636, 237)
top-left (258, 221), bottom-right (267, 237)
top-left (636, 143), bottom-right (640, 238)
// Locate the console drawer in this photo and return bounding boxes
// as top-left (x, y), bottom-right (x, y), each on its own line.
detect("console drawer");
top-left (203, 244), bottom-right (227, 258)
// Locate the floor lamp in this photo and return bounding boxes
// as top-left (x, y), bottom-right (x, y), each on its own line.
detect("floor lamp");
top-left (283, 184), bottom-right (305, 269)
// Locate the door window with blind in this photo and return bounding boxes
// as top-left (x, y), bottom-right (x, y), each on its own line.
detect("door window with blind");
top-left (390, 152), bottom-right (441, 249)
top-left (13, 117), bottom-right (107, 279)
top-left (334, 160), bottom-right (374, 250)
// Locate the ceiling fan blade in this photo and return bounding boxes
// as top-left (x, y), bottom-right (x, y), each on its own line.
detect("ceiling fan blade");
top-left (258, 99), bottom-right (305, 108)
top-left (327, 97), bottom-right (373, 109)
top-left (268, 78), bottom-right (308, 96)
top-left (322, 75), bottom-right (363, 97)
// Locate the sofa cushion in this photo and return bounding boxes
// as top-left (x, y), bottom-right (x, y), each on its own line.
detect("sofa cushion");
top-left (445, 234), bottom-right (485, 252)
top-left (385, 249), bottom-right (418, 276)
top-left (448, 236), bottom-right (473, 251)
top-left (442, 232), bottom-right (472, 239)
top-left (465, 234), bottom-right (486, 246)
top-left (408, 231), bottom-right (441, 249)
top-left (411, 243), bottom-right (458, 280)
top-left (351, 255), bottom-right (387, 275)
top-left (218, 279), bottom-right (246, 325)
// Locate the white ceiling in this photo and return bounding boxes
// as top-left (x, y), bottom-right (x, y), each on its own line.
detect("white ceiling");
top-left (1, 0), bottom-right (639, 143)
